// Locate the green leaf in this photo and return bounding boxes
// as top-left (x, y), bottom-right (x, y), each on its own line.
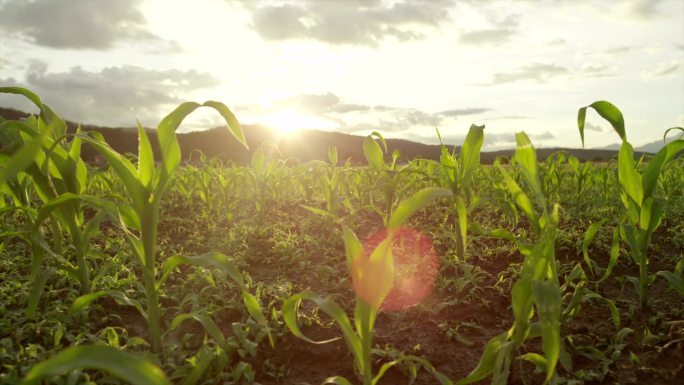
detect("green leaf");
top-left (242, 292), bottom-right (274, 348)
top-left (328, 146), bottom-right (338, 166)
top-left (26, 267), bottom-right (56, 319)
top-left (578, 100), bottom-right (626, 147)
top-left (363, 135), bottom-right (384, 169)
top-left (454, 195), bottom-right (467, 259)
top-left (372, 360), bottom-right (399, 385)
top-left (0, 121), bottom-right (50, 186)
top-left (496, 163), bottom-right (540, 234)
top-left (160, 252), bottom-right (244, 288)
top-left (640, 197), bottom-right (665, 236)
top-left (359, 236), bottom-right (395, 309)
top-left (69, 290), bottom-right (146, 320)
top-left (641, 139), bottom-right (684, 201)
top-left (514, 132), bottom-right (544, 202)
top-left (156, 102), bottom-right (201, 176)
top-left (301, 204), bottom-right (337, 220)
top-left (458, 124), bottom-right (484, 188)
top-left (136, 119), bottom-right (155, 188)
top-left (582, 219), bottom-right (607, 276)
top-left (20, 345), bottom-right (170, 385)
top-left (531, 280), bottom-right (562, 384)
top-left (618, 141), bottom-right (643, 207)
top-left (203, 101), bottom-right (248, 149)
top-left (456, 332), bottom-right (509, 385)
top-left (84, 133), bottom-right (147, 211)
top-left (180, 346), bottom-right (216, 385)
top-left (342, 226), bottom-right (365, 271)
top-left (0, 86), bottom-right (44, 109)
top-left (169, 312), bottom-right (226, 348)
top-left (519, 353), bottom-right (547, 370)
top-left (388, 187), bottom-right (452, 229)
top-left (605, 297), bottom-right (621, 328)
top-left (656, 271), bottom-right (684, 296)
top-left (620, 224), bottom-right (643, 265)
top-left (281, 292), bottom-right (360, 355)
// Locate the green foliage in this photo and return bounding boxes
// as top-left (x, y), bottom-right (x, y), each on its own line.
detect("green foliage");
top-left (19, 345), bottom-right (170, 385)
top-left (1, 88), bottom-right (682, 385)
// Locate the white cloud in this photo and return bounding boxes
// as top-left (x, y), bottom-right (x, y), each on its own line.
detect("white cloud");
top-left (0, 0), bottom-right (178, 51)
top-left (0, 62), bottom-right (219, 127)
top-left (642, 60), bottom-right (682, 79)
top-left (247, 0), bottom-right (452, 46)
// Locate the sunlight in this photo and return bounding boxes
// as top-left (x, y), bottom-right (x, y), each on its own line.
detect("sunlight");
top-left (258, 109), bottom-right (338, 135)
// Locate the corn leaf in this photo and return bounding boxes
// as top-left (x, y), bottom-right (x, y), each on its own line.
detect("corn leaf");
top-left (281, 292), bottom-right (360, 357)
top-left (203, 101), bottom-right (248, 149)
top-left (456, 332), bottom-right (509, 385)
top-left (496, 163), bottom-right (540, 234)
top-left (458, 124), bottom-right (484, 188)
top-left (531, 280), bottom-right (562, 384)
top-left (618, 141), bottom-right (643, 207)
top-left (363, 135), bottom-right (384, 169)
top-left (641, 139), bottom-right (684, 201)
top-left (577, 100), bottom-right (626, 147)
top-left (169, 312), bottom-right (226, 348)
top-left (19, 345), bottom-right (170, 385)
top-left (388, 187), bottom-right (452, 230)
top-left (160, 252), bottom-right (244, 288)
top-left (582, 219), bottom-right (607, 276)
top-left (136, 120), bottom-right (155, 188)
top-left (514, 132), bottom-right (544, 202)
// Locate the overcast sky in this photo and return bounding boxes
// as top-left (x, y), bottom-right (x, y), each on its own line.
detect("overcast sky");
top-left (1, 0), bottom-right (683, 150)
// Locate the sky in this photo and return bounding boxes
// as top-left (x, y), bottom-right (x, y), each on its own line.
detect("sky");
top-left (1, 0), bottom-right (683, 150)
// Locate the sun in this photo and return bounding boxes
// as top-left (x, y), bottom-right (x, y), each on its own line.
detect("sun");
top-left (259, 109), bottom-right (338, 136)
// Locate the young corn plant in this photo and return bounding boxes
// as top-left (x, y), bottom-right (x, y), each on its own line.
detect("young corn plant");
top-left (301, 146), bottom-right (345, 220)
top-left (577, 101), bottom-right (684, 310)
top-left (431, 124), bottom-right (484, 259)
top-left (361, 131), bottom-right (411, 226)
top-left (568, 154), bottom-right (591, 205)
top-left (283, 187), bottom-right (452, 385)
top-left (0, 87), bottom-right (113, 312)
top-left (462, 132), bottom-right (563, 385)
top-left (72, 99), bottom-right (266, 354)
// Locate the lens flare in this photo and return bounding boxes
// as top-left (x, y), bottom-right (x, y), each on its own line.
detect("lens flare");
top-left (353, 227), bottom-right (439, 311)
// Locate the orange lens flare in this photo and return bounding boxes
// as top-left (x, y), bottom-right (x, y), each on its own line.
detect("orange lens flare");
top-left (352, 227), bottom-right (439, 311)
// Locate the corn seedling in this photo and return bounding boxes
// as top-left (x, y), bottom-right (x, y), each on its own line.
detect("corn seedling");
top-left (462, 132), bottom-right (563, 385)
top-left (578, 100), bottom-right (684, 310)
top-left (282, 187), bottom-right (452, 385)
top-left (431, 124), bottom-right (484, 259)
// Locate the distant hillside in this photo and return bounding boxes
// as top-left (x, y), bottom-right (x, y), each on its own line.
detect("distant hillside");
top-left (1, 107), bottom-right (639, 164)
top-left (598, 133), bottom-right (683, 153)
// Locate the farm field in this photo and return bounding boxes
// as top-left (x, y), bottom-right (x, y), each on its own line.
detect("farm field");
top-left (1, 87), bottom-right (684, 385)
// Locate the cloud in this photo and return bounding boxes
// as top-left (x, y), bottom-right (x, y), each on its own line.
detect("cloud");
top-left (584, 122), bottom-right (605, 132)
top-left (0, 62), bottom-right (220, 127)
top-left (0, 0), bottom-right (178, 51)
top-left (250, 92), bottom-right (491, 134)
top-left (440, 108), bottom-right (491, 117)
top-left (459, 14), bottom-right (520, 45)
top-left (485, 63), bottom-right (568, 85)
top-left (642, 61), bottom-right (682, 79)
top-left (533, 131), bottom-right (554, 140)
top-left (581, 63), bottom-right (615, 78)
top-left (623, 0), bottom-right (665, 20)
top-left (486, 115), bottom-right (530, 121)
top-left (248, 0), bottom-right (452, 46)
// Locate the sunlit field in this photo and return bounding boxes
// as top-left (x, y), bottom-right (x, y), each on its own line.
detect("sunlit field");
top-left (1, 86), bottom-right (683, 385)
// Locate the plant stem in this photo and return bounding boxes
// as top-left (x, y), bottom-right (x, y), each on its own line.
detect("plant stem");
top-left (141, 205), bottom-right (162, 354)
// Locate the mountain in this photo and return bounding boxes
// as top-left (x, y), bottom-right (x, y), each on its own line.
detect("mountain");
top-left (1, 107), bottom-right (636, 164)
top-left (598, 133), bottom-right (682, 153)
